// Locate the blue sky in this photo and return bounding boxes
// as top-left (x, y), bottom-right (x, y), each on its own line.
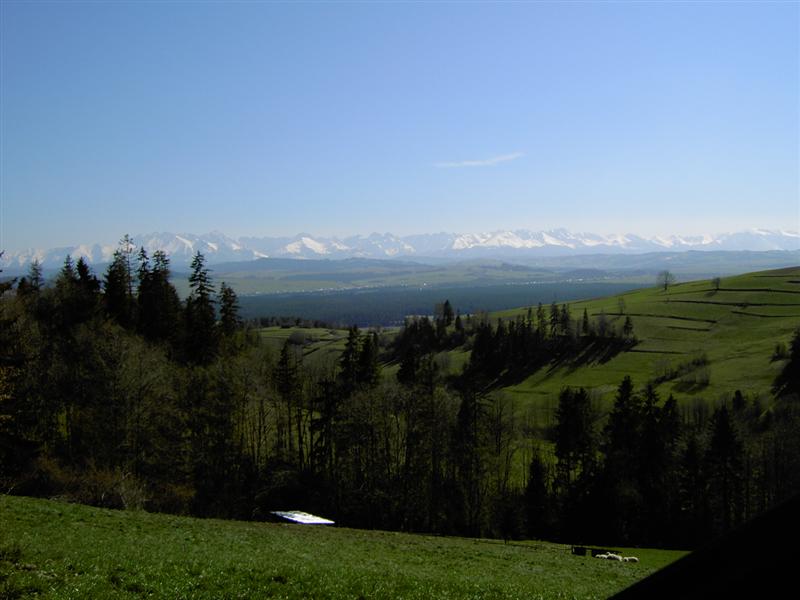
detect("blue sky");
top-left (1, 1), bottom-right (798, 252)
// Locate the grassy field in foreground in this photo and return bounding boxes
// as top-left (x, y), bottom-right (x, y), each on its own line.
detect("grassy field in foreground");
top-left (0, 496), bottom-right (686, 600)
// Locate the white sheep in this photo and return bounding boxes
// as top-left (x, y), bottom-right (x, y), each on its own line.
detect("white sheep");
top-left (623, 556), bottom-right (639, 563)
top-left (595, 553), bottom-right (609, 559)
top-left (606, 553), bottom-right (623, 561)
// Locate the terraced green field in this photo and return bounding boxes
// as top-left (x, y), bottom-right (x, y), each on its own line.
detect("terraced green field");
top-left (255, 267), bottom-right (799, 415)
top-left (496, 267), bottom-right (800, 411)
top-left (0, 495), bottom-right (686, 600)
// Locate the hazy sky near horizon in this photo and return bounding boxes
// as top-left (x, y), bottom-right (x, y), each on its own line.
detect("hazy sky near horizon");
top-left (1, 1), bottom-right (798, 252)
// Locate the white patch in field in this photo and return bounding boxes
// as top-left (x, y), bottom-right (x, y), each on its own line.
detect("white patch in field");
top-left (270, 511), bottom-right (334, 525)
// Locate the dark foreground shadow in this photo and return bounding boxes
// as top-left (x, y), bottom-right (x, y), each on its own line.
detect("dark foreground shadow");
top-left (610, 494), bottom-right (799, 599)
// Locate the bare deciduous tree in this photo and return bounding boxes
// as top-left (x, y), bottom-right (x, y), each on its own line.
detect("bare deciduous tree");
top-left (657, 270), bottom-right (676, 291)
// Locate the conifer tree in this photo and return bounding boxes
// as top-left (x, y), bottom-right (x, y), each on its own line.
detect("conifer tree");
top-left (623, 315), bottom-right (634, 338)
top-left (493, 319), bottom-right (507, 374)
top-left (600, 375), bottom-right (645, 541)
top-left (29, 259), bottom-right (43, 290)
top-left (54, 255), bottom-right (81, 330)
top-left (706, 405), bottom-right (745, 533)
top-left (185, 251), bottom-right (217, 364)
top-left (0, 253), bottom-right (13, 297)
top-left (467, 321), bottom-right (495, 379)
top-left (453, 388), bottom-right (487, 536)
top-left (637, 386), bottom-right (680, 544)
top-left (16, 259), bottom-right (43, 300)
top-left (554, 387), bottom-right (595, 490)
top-left (603, 376), bottom-right (642, 467)
top-left (773, 328), bottom-right (800, 399)
top-left (679, 433), bottom-right (709, 544)
top-left (397, 347), bottom-right (420, 387)
top-left (549, 302), bottom-right (560, 338)
top-left (137, 250), bottom-right (181, 344)
top-left (137, 247), bottom-right (150, 289)
top-left (536, 303), bottom-right (547, 339)
top-left (74, 257), bottom-right (100, 322)
top-left (59, 254), bottom-right (77, 283)
top-left (558, 304), bottom-right (570, 336)
top-left (218, 282), bottom-right (241, 337)
top-left (276, 340), bottom-right (301, 462)
top-left (357, 331), bottom-right (380, 387)
top-left (596, 309), bottom-right (609, 338)
top-left (442, 299), bottom-right (454, 326)
top-left (524, 449), bottom-right (552, 539)
top-left (76, 257), bottom-right (100, 294)
top-left (104, 237), bottom-right (136, 328)
top-left (338, 326), bottom-right (361, 394)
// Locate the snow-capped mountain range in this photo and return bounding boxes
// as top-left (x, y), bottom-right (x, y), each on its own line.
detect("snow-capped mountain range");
top-left (2, 228), bottom-right (799, 270)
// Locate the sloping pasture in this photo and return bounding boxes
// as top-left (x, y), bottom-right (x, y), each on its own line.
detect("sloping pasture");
top-left (496, 267), bottom-right (799, 410)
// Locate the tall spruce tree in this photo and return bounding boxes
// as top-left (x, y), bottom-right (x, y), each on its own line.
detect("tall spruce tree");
top-left (536, 303), bottom-right (547, 339)
top-left (442, 300), bottom-right (454, 326)
top-left (549, 302), bottom-right (560, 338)
top-left (524, 449), bottom-right (552, 539)
top-left (603, 376), bottom-right (642, 464)
top-left (338, 326), bottom-right (361, 395)
top-left (452, 388), bottom-right (487, 536)
top-left (773, 328), bottom-right (800, 399)
top-left (185, 252), bottom-right (217, 365)
top-left (637, 386), bottom-right (681, 544)
top-left (54, 255), bottom-right (81, 331)
top-left (581, 308), bottom-right (590, 337)
top-left (73, 257), bottom-right (100, 323)
top-left (600, 375), bottom-right (644, 542)
top-left (677, 432), bottom-right (709, 544)
top-left (357, 331), bottom-right (380, 388)
top-left (137, 250), bottom-right (181, 344)
top-left (276, 340), bottom-right (302, 463)
top-left (104, 237), bottom-right (136, 328)
top-left (554, 387), bottom-right (595, 490)
top-left (559, 304), bottom-right (571, 336)
top-left (16, 259), bottom-right (43, 300)
top-left (622, 315), bottom-right (634, 338)
top-left (76, 257), bottom-right (100, 294)
top-left (706, 405), bottom-right (745, 534)
top-left (218, 282), bottom-right (241, 337)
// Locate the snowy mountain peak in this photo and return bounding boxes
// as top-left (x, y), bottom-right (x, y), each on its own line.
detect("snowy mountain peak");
top-left (3, 228), bottom-right (798, 271)
top-left (284, 236), bottom-right (331, 256)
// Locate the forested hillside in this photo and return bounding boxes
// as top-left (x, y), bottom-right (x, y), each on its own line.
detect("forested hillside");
top-left (1, 242), bottom-right (798, 550)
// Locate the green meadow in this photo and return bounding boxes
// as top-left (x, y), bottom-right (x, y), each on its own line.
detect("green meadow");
top-left (0, 495), bottom-right (686, 600)
top-left (257, 267), bottom-right (799, 413)
top-left (258, 326), bottom-right (350, 368)
top-left (495, 267), bottom-right (800, 411)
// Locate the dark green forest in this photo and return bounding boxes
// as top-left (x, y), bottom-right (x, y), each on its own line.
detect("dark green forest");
top-left (1, 241), bottom-right (798, 549)
top-left (235, 281), bottom-right (650, 327)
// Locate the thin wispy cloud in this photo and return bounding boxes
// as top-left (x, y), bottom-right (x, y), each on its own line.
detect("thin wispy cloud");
top-left (434, 152), bottom-right (524, 169)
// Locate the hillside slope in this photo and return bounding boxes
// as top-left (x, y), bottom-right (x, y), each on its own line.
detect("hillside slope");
top-left (254, 267), bottom-right (799, 410)
top-left (494, 267), bottom-right (799, 410)
top-left (0, 495), bottom-right (685, 600)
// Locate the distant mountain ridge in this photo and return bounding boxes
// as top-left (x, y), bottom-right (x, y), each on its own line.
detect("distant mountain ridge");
top-left (3, 228), bottom-right (799, 270)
